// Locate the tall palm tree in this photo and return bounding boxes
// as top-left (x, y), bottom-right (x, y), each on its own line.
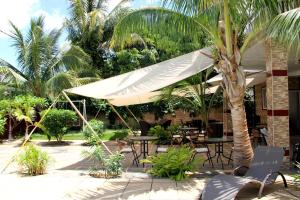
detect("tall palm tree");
top-left (111, 0), bottom-right (300, 166)
top-left (0, 15), bottom-right (95, 98)
top-left (65, 0), bottom-right (131, 72)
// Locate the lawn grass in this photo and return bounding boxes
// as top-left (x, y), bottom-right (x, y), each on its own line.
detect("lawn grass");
top-left (30, 129), bottom-right (128, 141)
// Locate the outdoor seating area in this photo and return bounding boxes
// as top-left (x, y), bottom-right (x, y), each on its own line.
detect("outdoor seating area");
top-left (1, 1), bottom-right (300, 200)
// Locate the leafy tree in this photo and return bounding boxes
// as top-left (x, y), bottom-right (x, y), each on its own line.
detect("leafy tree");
top-left (65, 0), bottom-right (131, 75)
top-left (0, 15), bottom-right (94, 98)
top-left (42, 109), bottom-right (77, 142)
top-left (162, 68), bottom-right (222, 131)
top-left (13, 95), bottom-right (47, 139)
top-left (0, 99), bottom-right (17, 140)
top-left (111, 0), bottom-right (300, 166)
top-left (0, 115), bottom-right (6, 136)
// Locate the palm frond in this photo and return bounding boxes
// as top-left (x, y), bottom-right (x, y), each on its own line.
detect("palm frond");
top-left (111, 7), bottom-right (205, 49)
top-left (267, 8), bottom-right (300, 50)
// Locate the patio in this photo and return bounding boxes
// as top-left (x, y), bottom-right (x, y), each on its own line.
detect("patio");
top-left (0, 140), bottom-right (299, 200)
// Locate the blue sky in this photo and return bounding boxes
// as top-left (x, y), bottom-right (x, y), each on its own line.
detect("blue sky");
top-left (0, 0), bottom-right (159, 68)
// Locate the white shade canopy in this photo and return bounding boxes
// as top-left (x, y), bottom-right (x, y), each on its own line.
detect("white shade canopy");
top-left (108, 85), bottom-right (220, 106)
top-left (65, 47), bottom-right (213, 100)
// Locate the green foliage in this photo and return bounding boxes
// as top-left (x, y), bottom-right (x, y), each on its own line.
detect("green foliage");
top-left (42, 109), bottom-right (77, 142)
top-left (149, 125), bottom-right (171, 145)
top-left (15, 144), bottom-right (51, 175)
top-left (82, 119), bottom-right (105, 142)
top-left (142, 146), bottom-right (199, 181)
top-left (0, 115), bottom-right (6, 135)
top-left (108, 129), bottom-right (129, 140)
top-left (294, 162), bottom-right (300, 185)
top-left (82, 144), bottom-right (124, 177)
top-left (82, 145), bottom-right (106, 171)
top-left (104, 153), bottom-right (124, 176)
top-left (0, 15), bottom-right (92, 98)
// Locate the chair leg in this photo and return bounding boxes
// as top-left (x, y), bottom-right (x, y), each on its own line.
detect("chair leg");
top-left (208, 151), bottom-right (214, 168)
top-left (258, 182), bottom-right (266, 199)
top-left (278, 172), bottom-right (288, 188)
top-left (228, 148), bottom-right (233, 165)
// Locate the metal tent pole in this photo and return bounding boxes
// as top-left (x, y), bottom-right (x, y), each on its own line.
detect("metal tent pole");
top-left (108, 103), bottom-right (134, 135)
top-left (126, 106), bottom-right (139, 124)
top-left (62, 91), bottom-right (112, 154)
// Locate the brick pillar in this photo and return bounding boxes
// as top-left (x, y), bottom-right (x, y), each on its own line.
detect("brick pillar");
top-left (265, 39), bottom-right (290, 157)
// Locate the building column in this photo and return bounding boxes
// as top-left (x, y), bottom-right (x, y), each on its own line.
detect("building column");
top-left (265, 39), bottom-right (290, 157)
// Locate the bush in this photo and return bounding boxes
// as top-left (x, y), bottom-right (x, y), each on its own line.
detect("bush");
top-left (42, 109), bottom-right (77, 142)
top-left (109, 129), bottom-right (129, 140)
top-left (104, 153), bottom-right (124, 177)
top-left (0, 115), bottom-right (6, 135)
top-left (149, 125), bottom-right (171, 145)
top-left (15, 144), bottom-right (51, 175)
top-left (81, 145), bottom-right (106, 171)
top-left (82, 145), bottom-right (124, 177)
top-left (142, 146), bottom-right (200, 181)
top-left (82, 119), bottom-right (105, 143)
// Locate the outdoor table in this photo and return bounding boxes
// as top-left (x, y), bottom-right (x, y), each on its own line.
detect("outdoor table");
top-left (129, 136), bottom-right (158, 167)
top-left (204, 136), bottom-right (233, 169)
top-left (179, 127), bottom-right (199, 144)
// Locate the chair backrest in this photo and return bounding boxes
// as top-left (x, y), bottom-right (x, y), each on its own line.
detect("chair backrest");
top-left (139, 120), bottom-right (151, 136)
top-left (161, 120), bottom-right (172, 129)
top-left (245, 146), bottom-right (284, 183)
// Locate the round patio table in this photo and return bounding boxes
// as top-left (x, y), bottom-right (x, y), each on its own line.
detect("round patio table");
top-left (204, 137), bottom-right (233, 169)
top-left (129, 136), bottom-right (158, 167)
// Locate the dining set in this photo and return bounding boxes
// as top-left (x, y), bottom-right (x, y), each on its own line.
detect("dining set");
top-left (118, 125), bottom-right (234, 169)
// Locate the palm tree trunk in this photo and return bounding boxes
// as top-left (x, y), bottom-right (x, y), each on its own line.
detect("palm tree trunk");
top-left (25, 123), bottom-right (29, 140)
top-left (220, 63), bottom-right (253, 167)
top-left (231, 102), bottom-right (253, 167)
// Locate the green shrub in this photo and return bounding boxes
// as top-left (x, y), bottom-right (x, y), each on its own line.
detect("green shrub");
top-left (15, 144), bottom-right (51, 175)
top-left (149, 125), bottom-right (171, 145)
top-left (82, 119), bottom-right (105, 143)
top-left (0, 115), bottom-right (6, 135)
top-left (82, 145), bottom-right (124, 177)
top-left (109, 129), bottom-right (129, 140)
top-left (104, 153), bottom-right (124, 177)
top-left (42, 109), bottom-right (77, 142)
top-left (81, 145), bottom-right (106, 170)
top-left (142, 146), bottom-right (200, 181)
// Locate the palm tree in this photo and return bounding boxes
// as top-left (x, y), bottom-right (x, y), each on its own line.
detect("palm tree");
top-left (162, 68), bottom-right (222, 131)
top-left (0, 15), bottom-right (95, 98)
top-left (65, 0), bottom-right (131, 72)
top-left (111, 1), bottom-right (300, 166)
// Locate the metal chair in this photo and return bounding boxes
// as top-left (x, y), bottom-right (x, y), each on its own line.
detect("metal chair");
top-left (187, 133), bottom-right (214, 168)
top-left (117, 139), bottom-right (139, 167)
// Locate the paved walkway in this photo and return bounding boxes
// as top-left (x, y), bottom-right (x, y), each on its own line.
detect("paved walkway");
top-left (0, 140), bottom-right (299, 200)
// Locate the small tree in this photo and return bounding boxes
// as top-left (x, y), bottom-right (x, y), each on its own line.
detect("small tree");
top-left (0, 99), bottom-right (16, 140)
top-left (42, 109), bottom-right (77, 142)
top-left (0, 115), bottom-right (6, 135)
top-left (13, 95), bottom-right (46, 139)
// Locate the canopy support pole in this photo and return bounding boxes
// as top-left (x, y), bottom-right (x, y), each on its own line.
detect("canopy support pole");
top-left (62, 91), bottom-right (112, 154)
top-left (1, 94), bottom-right (61, 174)
top-left (108, 103), bottom-right (134, 135)
top-left (126, 106), bottom-right (139, 124)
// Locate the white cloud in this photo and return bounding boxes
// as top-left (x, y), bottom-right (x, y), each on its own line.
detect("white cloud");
top-left (33, 9), bottom-right (65, 31)
top-left (106, 0), bottom-right (131, 13)
top-left (0, 0), bottom-right (39, 38)
top-left (0, 0), bottom-right (65, 39)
